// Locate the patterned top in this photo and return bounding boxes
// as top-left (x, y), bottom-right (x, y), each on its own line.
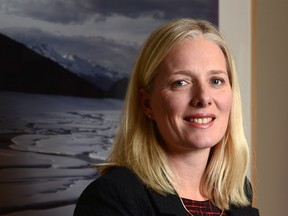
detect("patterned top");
top-left (181, 198), bottom-right (226, 216)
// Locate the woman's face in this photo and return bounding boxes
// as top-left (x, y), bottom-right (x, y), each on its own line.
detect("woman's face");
top-left (142, 37), bottom-right (232, 153)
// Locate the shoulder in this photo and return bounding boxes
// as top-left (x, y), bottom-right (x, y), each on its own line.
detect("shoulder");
top-left (77, 166), bottom-right (145, 201)
top-left (227, 178), bottom-right (260, 216)
top-left (85, 166), bottom-right (143, 193)
top-left (74, 166), bottom-right (152, 216)
top-left (244, 177), bottom-right (253, 204)
top-left (100, 166), bottom-right (141, 183)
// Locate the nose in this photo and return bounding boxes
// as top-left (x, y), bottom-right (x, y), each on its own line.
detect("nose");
top-left (190, 83), bottom-right (212, 108)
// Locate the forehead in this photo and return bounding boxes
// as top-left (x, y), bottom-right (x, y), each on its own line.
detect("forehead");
top-left (159, 37), bottom-right (227, 73)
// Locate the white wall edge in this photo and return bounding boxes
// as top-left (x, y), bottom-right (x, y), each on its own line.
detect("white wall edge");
top-left (219, 0), bottom-right (252, 178)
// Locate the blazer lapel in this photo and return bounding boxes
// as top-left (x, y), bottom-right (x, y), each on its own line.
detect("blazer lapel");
top-left (146, 188), bottom-right (187, 216)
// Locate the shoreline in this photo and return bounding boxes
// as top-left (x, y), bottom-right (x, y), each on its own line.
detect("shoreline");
top-left (0, 132), bottom-right (24, 150)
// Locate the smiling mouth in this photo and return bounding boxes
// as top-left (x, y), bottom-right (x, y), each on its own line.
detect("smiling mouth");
top-left (184, 117), bottom-right (214, 124)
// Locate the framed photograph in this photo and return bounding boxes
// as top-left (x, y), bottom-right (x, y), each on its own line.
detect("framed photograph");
top-left (0, 1), bottom-right (218, 215)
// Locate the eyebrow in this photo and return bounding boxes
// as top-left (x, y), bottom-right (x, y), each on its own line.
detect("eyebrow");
top-left (209, 70), bottom-right (229, 76)
top-left (173, 70), bottom-right (228, 76)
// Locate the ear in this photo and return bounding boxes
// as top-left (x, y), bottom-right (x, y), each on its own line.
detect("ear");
top-left (140, 88), bottom-right (153, 118)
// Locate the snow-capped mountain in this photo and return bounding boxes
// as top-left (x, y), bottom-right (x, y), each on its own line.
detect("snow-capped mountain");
top-left (27, 43), bottom-right (126, 91)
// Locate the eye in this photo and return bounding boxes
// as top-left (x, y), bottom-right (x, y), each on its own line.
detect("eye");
top-left (171, 80), bottom-right (189, 88)
top-left (210, 78), bottom-right (224, 86)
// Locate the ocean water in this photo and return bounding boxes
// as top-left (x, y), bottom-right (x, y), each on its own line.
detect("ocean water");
top-left (0, 92), bottom-right (123, 215)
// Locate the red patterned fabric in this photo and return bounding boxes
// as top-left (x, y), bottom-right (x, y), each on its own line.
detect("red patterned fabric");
top-left (181, 198), bottom-right (226, 216)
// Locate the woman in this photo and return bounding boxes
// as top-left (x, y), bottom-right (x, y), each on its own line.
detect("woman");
top-left (74, 18), bottom-right (260, 216)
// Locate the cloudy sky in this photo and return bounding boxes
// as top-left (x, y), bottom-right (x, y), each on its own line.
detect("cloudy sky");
top-left (0, 0), bottom-right (218, 74)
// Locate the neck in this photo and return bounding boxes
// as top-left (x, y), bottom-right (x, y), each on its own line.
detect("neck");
top-left (167, 148), bottom-right (211, 201)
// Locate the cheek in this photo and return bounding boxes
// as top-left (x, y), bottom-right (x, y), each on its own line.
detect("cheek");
top-left (151, 92), bottom-right (186, 118)
top-left (218, 92), bottom-right (233, 116)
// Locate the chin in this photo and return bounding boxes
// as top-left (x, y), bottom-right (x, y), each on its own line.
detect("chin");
top-left (189, 139), bottom-right (221, 150)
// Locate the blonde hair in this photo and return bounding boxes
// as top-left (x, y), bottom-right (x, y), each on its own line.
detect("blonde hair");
top-left (99, 18), bottom-right (250, 210)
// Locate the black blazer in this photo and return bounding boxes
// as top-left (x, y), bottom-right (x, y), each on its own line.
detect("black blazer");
top-left (74, 166), bottom-right (259, 216)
